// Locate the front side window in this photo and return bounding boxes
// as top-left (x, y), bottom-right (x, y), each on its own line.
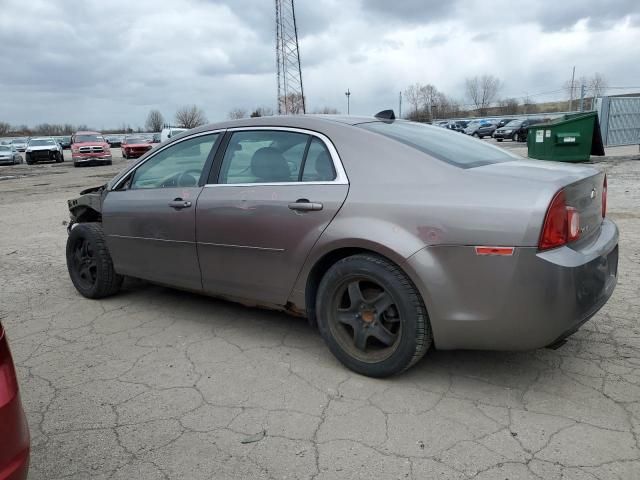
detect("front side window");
top-left (130, 133), bottom-right (218, 189)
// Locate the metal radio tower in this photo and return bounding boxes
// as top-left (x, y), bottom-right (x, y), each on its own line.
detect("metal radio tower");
top-left (275, 0), bottom-right (305, 114)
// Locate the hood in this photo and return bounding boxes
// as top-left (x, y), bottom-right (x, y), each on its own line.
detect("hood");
top-left (123, 142), bottom-right (152, 148)
top-left (72, 141), bottom-right (110, 148)
top-left (27, 144), bottom-right (59, 151)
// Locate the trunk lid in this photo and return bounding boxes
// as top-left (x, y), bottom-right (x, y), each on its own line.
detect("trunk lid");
top-left (472, 160), bottom-right (605, 246)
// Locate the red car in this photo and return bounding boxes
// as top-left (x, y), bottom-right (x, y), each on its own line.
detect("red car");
top-left (0, 322), bottom-right (29, 480)
top-left (121, 136), bottom-right (153, 159)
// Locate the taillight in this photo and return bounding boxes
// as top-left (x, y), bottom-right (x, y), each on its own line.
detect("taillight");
top-left (602, 175), bottom-right (607, 218)
top-left (539, 189), bottom-right (581, 250)
top-left (0, 325), bottom-right (19, 408)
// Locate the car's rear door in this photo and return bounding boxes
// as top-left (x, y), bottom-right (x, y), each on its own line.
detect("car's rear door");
top-left (102, 132), bottom-right (222, 290)
top-left (196, 128), bottom-right (349, 305)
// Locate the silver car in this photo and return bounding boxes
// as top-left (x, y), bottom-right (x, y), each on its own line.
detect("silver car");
top-left (25, 137), bottom-right (64, 164)
top-left (0, 145), bottom-right (23, 165)
top-left (65, 113), bottom-right (618, 377)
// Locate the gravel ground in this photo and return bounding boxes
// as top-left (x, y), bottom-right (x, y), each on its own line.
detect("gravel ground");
top-left (1, 146), bottom-right (639, 479)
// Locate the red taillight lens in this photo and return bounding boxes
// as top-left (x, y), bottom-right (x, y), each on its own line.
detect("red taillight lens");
top-left (539, 189), bottom-right (580, 250)
top-left (0, 326), bottom-right (19, 408)
top-left (602, 175), bottom-right (607, 218)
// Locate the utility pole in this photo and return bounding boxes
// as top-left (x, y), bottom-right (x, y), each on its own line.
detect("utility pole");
top-left (398, 91), bottom-right (402, 118)
top-left (345, 89), bottom-right (351, 115)
top-left (569, 65), bottom-right (575, 111)
top-left (579, 83), bottom-right (586, 112)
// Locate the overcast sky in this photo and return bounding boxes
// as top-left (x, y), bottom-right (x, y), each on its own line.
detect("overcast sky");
top-left (1, 0), bottom-right (639, 129)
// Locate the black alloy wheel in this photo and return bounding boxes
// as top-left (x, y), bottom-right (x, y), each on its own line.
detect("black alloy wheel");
top-left (316, 254), bottom-right (431, 377)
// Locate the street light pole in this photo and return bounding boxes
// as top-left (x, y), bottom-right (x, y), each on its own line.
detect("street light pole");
top-left (345, 89), bottom-right (351, 115)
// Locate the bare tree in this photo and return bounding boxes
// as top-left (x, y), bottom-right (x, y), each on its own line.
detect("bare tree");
top-left (498, 98), bottom-right (519, 115)
top-left (145, 110), bottom-right (164, 132)
top-left (465, 75), bottom-right (502, 116)
top-left (228, 108), bottom-right (248, 120)
top-left (250, 106), bottom-right (274, 117)
top-left (0, 121), bottom-right (10, 136)
top-left (175, 105), bottom-right (207, 128)
top-left (588, 73), bottom-right (608, 99)
top-left (404, 83), bottom-right (421, 118)
top-left (278, 93), bottom-right (305, 114)
top-left (312, 106), bottom-right (340, 114)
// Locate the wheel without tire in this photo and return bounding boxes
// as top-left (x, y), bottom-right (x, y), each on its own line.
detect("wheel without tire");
top-left (316, 254), bottom-right (432, 377)
top-left (66, 223), bottom-right (123, 298)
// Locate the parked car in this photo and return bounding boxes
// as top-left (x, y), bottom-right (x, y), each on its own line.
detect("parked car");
top-left (151, 133), bottom-right (161, 143)
top-left (57, 136), bottom-right (72, 149)
top-left (475, 120), bottom-right (499, 138)
top-left (71, 131), bottom-right (112, 167)
top-left (0, 321), bottom-right (30, 480)
top-left (106, 135), bottom-right (125, 148)
top-left (464, 120), bottom-right (493, 137)
top-left (121, 136), bottom-right (153, 159)
top-left (494, 118), bottom-right (544, 142)
top-left (160, 127), bottom-right (188, 142)
top-left (25, 137), bottom-right (64, 164)
top-left (65, 114), bottom-right (617, 378)
top-left (10, 138), bottom-right (28, 152)
top-left (496, 118), bottom-right (513, 129)
top-left (0, 145), bottom-right (23, 165)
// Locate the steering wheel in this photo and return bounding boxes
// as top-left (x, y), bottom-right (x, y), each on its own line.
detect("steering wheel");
top-left (159, 169), bottom-right (202, 188)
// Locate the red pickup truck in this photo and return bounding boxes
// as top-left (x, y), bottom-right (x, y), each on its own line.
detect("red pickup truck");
top-left (70, 131), bottom-right (112, 167)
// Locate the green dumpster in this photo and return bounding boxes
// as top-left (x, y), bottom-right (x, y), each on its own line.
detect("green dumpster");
top-left (527, 111), bottom-right (605, 162)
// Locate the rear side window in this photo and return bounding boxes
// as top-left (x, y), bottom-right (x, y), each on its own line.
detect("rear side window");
top-left (218, 130), bottom-right (336, 184)
top-left (359, 121), bottom-right (518, 168)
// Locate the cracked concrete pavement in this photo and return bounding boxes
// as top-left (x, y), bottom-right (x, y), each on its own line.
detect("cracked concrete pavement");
top-left (1, 148), bottom-right (639, 479)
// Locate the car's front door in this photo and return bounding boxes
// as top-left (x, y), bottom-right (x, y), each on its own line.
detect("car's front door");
top-left (196, 128), bottom-right (349, 305)
top-left (103, 132), bottom-right (221, 290)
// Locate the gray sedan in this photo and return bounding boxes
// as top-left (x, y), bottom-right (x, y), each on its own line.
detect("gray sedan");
top-left (0, 145), bottom-right (23, 165)
top-left (65, 113), bottom-right (618, 377)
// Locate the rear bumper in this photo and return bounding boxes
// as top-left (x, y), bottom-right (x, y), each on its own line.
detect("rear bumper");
top-left (0, 394), bottom-right (30, 480)
top-left (405, 218), bottom-right (619, 350)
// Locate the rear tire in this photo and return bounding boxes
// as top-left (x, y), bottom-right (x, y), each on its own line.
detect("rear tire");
top-left (497, 138), bottom-right (503, 142)
top-left (66, 223), bottom-right (123, 299)
top-left (316, 254), bottom-right (432, 377)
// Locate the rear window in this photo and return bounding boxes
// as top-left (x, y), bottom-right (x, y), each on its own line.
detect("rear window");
top-left (359, 121), bottom-right (518, 168)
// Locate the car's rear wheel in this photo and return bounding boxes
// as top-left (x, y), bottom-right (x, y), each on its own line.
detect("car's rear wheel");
top-left (66, 223), bottom-right (123, 299)
top-left (473, 132), bottom-right (480, 138)
top-left (316, 254), bottom-right (431, 377)
top-left (497, 138), bottom-right (503, 142)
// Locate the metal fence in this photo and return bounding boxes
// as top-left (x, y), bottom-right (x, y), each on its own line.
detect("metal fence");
top-left (596, 96), bottom-right (640, 147)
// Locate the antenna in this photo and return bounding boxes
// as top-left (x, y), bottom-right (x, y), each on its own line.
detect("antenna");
top-left (275, 0), bottom-right (305, 114)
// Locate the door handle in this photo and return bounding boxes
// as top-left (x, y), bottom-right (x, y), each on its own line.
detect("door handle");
top-left (288, 199), bottom-right (323, 211)
top-left (168, 198), bottom-right (192, 209)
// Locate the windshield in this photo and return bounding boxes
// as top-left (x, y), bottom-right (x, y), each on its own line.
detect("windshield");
top-left (359, 121), bottom-right (518, 168)
top-left (125, 137), bottom-right (147, 144)
top-left (29, 139), bottom-right (56, 146)
top-left (504, 120), bottom-right (522, 127)
top-left (12, 138), bottom-right (27, 143)
top-left (75, 135), bottom-right (105, 143)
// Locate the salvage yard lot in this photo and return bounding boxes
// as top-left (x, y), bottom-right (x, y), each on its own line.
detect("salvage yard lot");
top-left (1, 146), bottom-right (640, 479)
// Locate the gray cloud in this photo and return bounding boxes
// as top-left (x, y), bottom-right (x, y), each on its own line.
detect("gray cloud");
top-left (0, 0), bottom-right (639, 128)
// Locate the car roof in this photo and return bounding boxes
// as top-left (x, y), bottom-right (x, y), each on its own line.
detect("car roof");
top-left (74, 131), bottom-right (101, 135)
top-left (30, 137), bottom-right (55, 141)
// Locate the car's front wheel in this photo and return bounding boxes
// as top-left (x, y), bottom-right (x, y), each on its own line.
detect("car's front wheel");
top-left (66, 223), bottom-right (123, 298)
top-left (316, 254), bottom-right (431, 377)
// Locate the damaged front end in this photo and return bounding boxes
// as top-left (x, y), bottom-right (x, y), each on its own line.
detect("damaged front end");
top-left (67, 184), bottom-right (106, 232)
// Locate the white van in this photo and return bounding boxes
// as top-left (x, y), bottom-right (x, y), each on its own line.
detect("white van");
top-left (160, 127), bottom-right (188, 142)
